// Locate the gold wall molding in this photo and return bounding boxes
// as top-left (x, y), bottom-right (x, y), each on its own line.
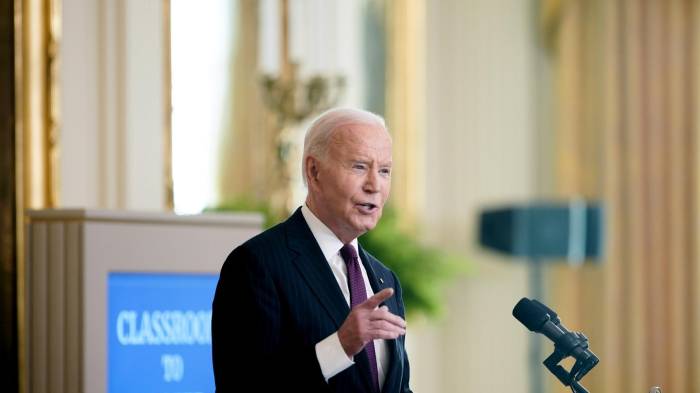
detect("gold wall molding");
top-left (16, 0), bottom-right (60, 391)
top-left (20, 0), bottom-right (60, 210)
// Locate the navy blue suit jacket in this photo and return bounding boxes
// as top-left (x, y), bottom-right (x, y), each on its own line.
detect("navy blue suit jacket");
top-left (212, 208), bottom-right (412, 392)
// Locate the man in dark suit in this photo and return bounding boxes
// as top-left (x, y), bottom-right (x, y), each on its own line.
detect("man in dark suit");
top-left (212, 108), bottom-right (412, 392)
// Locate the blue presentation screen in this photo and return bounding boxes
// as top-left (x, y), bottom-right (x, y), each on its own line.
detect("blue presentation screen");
top-left (108, 272), bottom-right (218, 393)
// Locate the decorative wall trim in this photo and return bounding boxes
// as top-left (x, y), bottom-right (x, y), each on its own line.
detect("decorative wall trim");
top-left (16, 0), bottom-right (61, 391)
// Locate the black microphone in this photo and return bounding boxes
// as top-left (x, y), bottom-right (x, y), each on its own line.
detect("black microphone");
top-left (513, 298), bottom-right (599, 380)
top-left (530, 298), bottom-right (560, 325)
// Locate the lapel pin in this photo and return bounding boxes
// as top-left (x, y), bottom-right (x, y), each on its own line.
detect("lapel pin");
top-left (379, 277), bottom-right (384, 284)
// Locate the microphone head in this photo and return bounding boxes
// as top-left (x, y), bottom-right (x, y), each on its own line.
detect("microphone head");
top-left (531, 298), bottom-right (561, 325)
top-left (513, 297), bottom-right (551, 332)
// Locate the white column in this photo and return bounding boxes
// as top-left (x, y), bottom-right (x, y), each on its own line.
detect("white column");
top-left (59, 0), bottom-right (167, 211)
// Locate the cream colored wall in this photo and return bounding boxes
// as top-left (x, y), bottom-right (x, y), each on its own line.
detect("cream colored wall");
top-left (410, 0), bottom-right (543, 392)
top-left (59, 0), bottom-right (165, 210)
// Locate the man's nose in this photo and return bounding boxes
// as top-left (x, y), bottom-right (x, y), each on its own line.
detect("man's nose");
top-left (363, 170), bottom-right (380, 193)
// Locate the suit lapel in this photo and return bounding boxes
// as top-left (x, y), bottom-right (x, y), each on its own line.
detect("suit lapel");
top-left (358, 245), bottom-right (398, 311)
top-left (285, 209), bottom-right (349, 328)
top-left (358, 246), bottom-right (403, 393)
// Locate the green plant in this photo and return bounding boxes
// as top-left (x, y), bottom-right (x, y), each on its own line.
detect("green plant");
top-left (359, 207), bottom-right (469, 318)
top-left (208, 199), bottom-right (469, 319)
top-left (204, 197), bottom-right (278, 229)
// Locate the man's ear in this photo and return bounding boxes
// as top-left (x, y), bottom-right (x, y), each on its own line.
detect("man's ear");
top-left (305, 156), bottom-right (320, 185)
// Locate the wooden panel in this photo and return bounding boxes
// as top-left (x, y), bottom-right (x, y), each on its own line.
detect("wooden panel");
top-left (47, 222), bottom-right (65, 392)
top-left (29, 222), bottom-right (48, 393)
top-left (64, 222), bottom-right (81, 392)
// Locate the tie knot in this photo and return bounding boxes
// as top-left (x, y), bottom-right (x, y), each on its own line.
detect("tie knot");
top-left (339, 243), bottom-right (358, 264)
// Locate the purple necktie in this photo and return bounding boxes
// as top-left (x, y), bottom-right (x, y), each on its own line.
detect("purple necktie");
top-left (340, 243), bottom-right (380, 393)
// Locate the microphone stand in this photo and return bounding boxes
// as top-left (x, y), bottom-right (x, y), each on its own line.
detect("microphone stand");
top-left (570, 381), bottom-right (589, 393)
top-left (542, 332), bottom-right (598, 393)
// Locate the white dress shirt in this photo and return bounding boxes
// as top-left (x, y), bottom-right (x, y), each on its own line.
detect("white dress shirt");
top-left (302, 205), bottom-right (389, 388)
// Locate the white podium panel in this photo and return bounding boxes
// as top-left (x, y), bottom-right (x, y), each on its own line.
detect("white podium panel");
top-left (25, 209), bottom-right (263, 393)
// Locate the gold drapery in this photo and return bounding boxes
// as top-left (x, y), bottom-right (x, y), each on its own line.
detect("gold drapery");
top-left (217, 0), bottom-right (276, 207)
top-left (548, 1), bottom-right (698, 392)
top-left (385, 0), bottom-right (425, 228)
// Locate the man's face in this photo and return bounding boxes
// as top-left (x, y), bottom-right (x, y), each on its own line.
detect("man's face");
top-left (307, 124), bottom-right (392, 243)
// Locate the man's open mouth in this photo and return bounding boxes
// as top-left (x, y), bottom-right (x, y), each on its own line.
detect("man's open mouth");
top-left (356, 203), bottom-right (378, 212)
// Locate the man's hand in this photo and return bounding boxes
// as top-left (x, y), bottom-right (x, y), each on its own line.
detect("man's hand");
top-left (338, 288), bottom-right (407, 357)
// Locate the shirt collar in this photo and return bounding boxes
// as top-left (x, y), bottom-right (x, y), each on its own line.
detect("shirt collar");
top-left (301, 204), bottom-right (358, 262)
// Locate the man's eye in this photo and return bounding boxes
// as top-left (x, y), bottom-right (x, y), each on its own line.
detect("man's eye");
top-left (380, 168), bottom-right (391, 176)
top-left (353, 164), bottom-right (367, 170)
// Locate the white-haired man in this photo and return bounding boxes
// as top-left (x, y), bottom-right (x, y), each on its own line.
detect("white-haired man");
top-left (212, 108), bottom-right (412, 393)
